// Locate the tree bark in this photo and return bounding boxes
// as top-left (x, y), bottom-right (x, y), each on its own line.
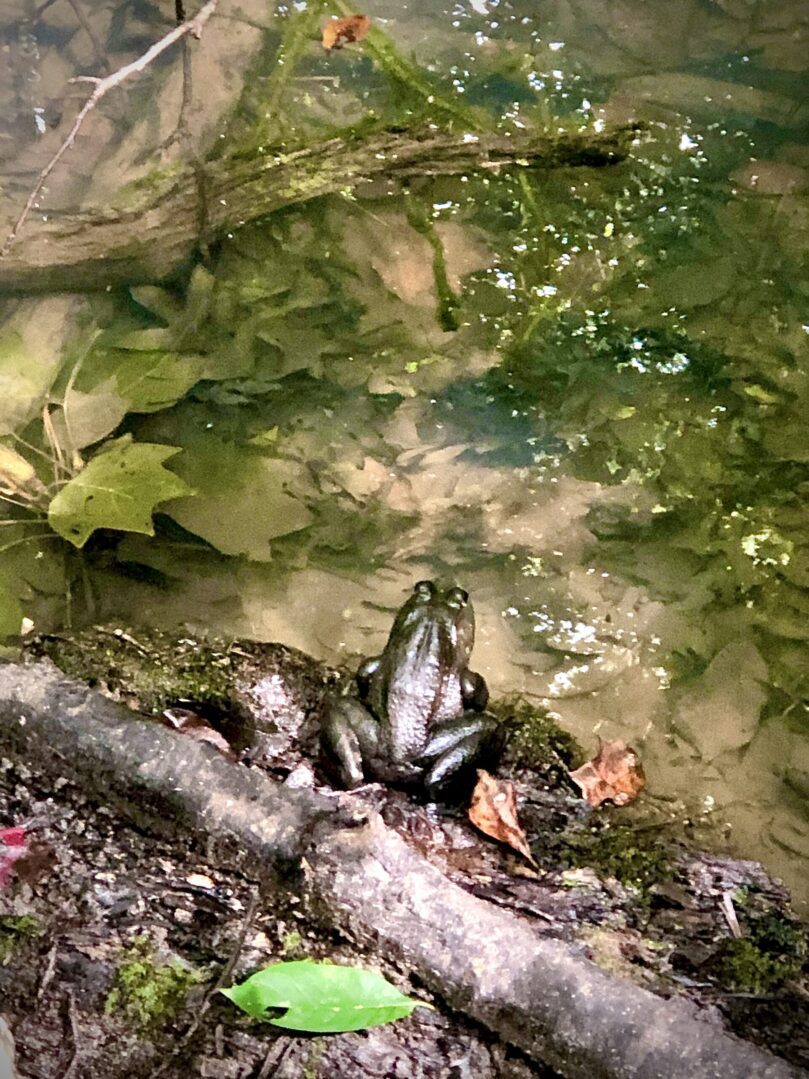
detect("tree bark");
top-left (0, 657), bottom-right (802, 1079)
top-left (0, 125), bottom-right (640, 294)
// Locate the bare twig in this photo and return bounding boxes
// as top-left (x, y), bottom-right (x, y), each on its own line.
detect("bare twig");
top-left (721, 890), bottom-right (743, 939)
top-left (151, 889), bottom-right (260, 1079)
top-left (36, 942), bottom-right (58, 1002)
top-left (62, 989), bottom-right (81, 1079)
top-left (0, 0), bottom-right (219, 256)
top-left (257, 1040), bottom-right (292, 1079)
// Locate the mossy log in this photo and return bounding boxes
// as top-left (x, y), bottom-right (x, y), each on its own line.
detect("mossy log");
top-left (0, 125), bottom-right (640, 294)
top-left (0, 657), bottom-right (803, 1079)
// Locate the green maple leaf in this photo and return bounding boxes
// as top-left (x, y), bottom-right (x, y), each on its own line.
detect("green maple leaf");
top-left (48, 436), bottom-right (194, 548)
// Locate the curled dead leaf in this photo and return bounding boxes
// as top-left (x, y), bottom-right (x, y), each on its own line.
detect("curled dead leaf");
top-left (568, 739), bottom-right (646, 808)
top-left (322, 14), bottom-right (371, 51)
top-left (468, 770), bottom-right (537, 866)
top-left (161, 708), bottom-right (235, 760)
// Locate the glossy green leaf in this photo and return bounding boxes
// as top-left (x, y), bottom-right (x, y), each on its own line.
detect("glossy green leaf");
top-left (48, 436), bottom-right (194, 548)
top-left (220, 960), bottom-right (428, 1032)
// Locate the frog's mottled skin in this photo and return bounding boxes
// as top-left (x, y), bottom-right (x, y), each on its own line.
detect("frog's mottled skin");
top-left (321, 581), bottom-right (498, 792)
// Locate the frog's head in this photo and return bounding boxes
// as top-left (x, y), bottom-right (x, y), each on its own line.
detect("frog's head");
top-left (388, 579), bottom-right (476, 668)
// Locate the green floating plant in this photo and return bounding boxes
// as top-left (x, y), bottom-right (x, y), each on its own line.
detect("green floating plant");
top-left (221, 959), bottom-right (430, 1033)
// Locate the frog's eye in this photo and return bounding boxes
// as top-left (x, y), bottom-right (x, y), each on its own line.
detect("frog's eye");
top-left (446, 587), bottom-right (469, 608)
top-left (413, 580), bottom-right (435, 599)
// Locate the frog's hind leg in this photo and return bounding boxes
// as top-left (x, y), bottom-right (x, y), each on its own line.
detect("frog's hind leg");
top-left (421, 714), bottom-right (501, 792)
top-left (321, 698), bottom-right (380, 789)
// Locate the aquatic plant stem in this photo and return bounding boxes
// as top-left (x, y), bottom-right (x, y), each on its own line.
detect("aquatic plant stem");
top-left (0, 0), bottom-right (219, 257)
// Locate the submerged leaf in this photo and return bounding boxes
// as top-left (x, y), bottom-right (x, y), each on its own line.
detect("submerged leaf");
top-left (221, 960), bottom-right (428, 1032)
top-left (47, 436), bottom-right (194, 548)
top-left (53, 377), bottom-right (129, 451)
top-left (162, 435), bottom-right (313, 561)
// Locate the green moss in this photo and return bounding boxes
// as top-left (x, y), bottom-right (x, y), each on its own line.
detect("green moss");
top-left (105, 936), bottom-right (204, 1031)
top-left (28, 626), bottom-right (239, 717)
top-left (496, 696), bottom-right (581, 783)
top-left (718, 913), bottom-right (808, 994)
top-left (562, 824), bottom-right (671, 895)
top-left (281, 931), bottom-right (304, 959)
top-left (0, 915), bottom-right (42, 961)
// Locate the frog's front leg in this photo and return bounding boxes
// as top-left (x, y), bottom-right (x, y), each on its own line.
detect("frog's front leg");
top-left (420, 713), bottom-right (501, 792)
top-left (321, 697), bottom-right (381, 788)
top-left (461, 669), bottom-right (489, 711)
top-left (356, 655), bottom-right (382, 699)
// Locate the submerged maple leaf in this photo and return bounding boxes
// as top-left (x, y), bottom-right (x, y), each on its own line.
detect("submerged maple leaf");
top-left (569, 739), bottom-right (646, 807)
top-left (322, 14), bottom-right (371, 51)
top-left (468, 770), bottom-right (537, 866)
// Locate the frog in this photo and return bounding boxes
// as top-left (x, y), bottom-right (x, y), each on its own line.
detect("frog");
top-left (321, 580), bottom-right (500, 794)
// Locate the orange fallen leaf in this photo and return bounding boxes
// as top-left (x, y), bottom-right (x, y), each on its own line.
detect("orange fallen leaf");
top-left (322, 14), bottom-right (371, 51)
top-left (568, 739), bottom-right (646, 807)
top-left (469, 770), bottom-right (537, 866)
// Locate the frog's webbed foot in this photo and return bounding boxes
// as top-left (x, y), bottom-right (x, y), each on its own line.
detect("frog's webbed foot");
top-left (420, 713), bottom-right (501, 793)
top-left (461, 669), bottom-right (489, 711)
top-left (321, 697), bottom-right (380, 789)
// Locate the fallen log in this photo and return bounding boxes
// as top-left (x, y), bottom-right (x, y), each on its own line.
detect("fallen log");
top-left (0, 657), bottom-right (802, 1079)
top-left (0, 125), bottom-right (640, 294)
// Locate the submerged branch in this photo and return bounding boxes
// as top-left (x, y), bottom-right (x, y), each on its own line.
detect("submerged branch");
top-left (0, 124), bottom-right (640, 293)
top-left (0, 0), bottom-right (219, 260)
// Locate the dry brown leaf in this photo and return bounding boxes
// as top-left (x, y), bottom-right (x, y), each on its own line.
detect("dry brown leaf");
top-left (161, 708), bottom-right (235, 760)
top-left (469, 770), bottom-right (537, 866)
top-left (322, 14), bottom-right (371, 51)
top-left (568, 739), bottom-right (646, 807)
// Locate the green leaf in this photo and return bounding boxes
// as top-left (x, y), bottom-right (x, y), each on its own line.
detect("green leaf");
top-left (220, 960), bottom-right (429, 1033)
top-left (47, 436), bottom-right (194, 548)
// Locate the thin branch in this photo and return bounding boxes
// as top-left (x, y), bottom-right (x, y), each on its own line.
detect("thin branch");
top-left (0, 0), bottom-right (219, 256)
top-left (0, 534), bottom-right (58, 555)
top-left (62, 989), bottom-right (81, 1079)
top-left (150, 889), bottom-right (260, 1078)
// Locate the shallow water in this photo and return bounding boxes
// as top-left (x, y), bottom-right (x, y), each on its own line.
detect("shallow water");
top-left (1, 0), bottom-right (808, 905)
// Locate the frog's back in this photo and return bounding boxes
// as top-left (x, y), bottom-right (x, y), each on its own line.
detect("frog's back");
top-left (374, 620), bottom-right (464, 763)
